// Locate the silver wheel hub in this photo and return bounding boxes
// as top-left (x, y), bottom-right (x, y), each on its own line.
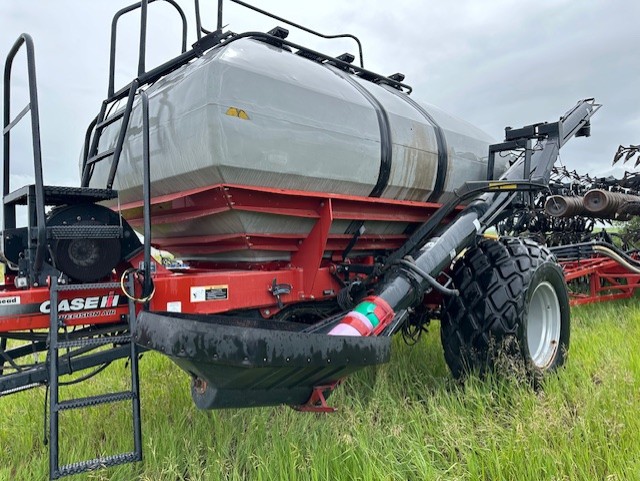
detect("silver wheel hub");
top-left (527, 281), bottom-right (561, 369)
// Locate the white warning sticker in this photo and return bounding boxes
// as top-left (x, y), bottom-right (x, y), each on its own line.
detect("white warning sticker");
top-left (190, 285), bottom-right (229, 302)
top-left (167, 301), bottom-right (182, 312)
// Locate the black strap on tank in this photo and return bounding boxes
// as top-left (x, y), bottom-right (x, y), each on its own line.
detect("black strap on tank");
top-left (381, 85), bottom-right (449, 203)
top-left (329, 68), bottom-right (392, 198)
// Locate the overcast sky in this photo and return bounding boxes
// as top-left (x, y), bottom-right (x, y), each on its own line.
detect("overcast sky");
top-left (1, 0), bottom-right (639, 193)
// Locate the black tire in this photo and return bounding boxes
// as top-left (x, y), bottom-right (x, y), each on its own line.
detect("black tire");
top-left (441, 237), bottom-right (570, 381)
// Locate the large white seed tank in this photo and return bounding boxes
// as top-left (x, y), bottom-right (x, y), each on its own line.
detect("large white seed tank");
top-left (88, 37), bottom-right (506, 261)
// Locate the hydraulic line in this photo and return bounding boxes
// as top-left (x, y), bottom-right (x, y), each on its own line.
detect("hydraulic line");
top-left (393, 258), bottom-right (459, 297)
top-left (120, 268), bottom-right (155, 303)
top-left (592, 245), bottom-right (640, 274)
top-left (551, 240), bottom-right (640, 273)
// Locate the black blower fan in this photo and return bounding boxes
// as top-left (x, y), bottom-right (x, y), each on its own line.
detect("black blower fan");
top-left (46, 203), bottom-right (141, 282)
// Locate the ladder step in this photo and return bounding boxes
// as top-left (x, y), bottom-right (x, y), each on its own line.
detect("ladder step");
top-left (57, 391), bottom-right (135, 411)
top-left (42, 185), bottom-right (118, 202)
top-left (47, 225), bottom-right (123, 239)
top-left (54, 452), bottom-right (141, 479)
top-left (3, 185), bottom-right (33, 206)
top-left (95, 111), bottom-right (125, 130)
top-left (86, 148), bottom-right (115, 166)
top-left (56, 281), bottom-right (122, 291)
top-left (58, 334), bottom-right (131, 349)
top-left (2, 185), bottom-right (117, 207)
top-left (47, 276), bottom-right (140, 480)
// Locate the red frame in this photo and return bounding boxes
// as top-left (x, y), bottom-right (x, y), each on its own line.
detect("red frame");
top-left (118, 183), bottom-right (460, 256)
top-left (0, 185), bottom-right (460, 333)
top-left (0, 285), bottom-right (129, 332)
top-left (562, 255), bottom-right (640, 305)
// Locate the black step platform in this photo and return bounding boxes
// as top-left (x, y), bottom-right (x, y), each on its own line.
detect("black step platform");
top-left (3, 184), bottom-right (117, 207)
top-left (135, 311), bottom-right (391, 409)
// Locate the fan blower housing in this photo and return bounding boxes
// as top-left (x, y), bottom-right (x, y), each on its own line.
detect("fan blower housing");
top-left (46, 203), bottom-right (141, 282)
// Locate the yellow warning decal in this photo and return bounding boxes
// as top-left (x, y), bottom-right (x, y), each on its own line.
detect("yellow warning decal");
top-left (226, 107), bottom-right (250, 120)
top-left (488, 182), bottom-right (517, 190)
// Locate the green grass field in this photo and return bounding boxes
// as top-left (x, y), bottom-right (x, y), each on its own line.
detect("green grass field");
top-left (1, 299), bottom-right (639, 480)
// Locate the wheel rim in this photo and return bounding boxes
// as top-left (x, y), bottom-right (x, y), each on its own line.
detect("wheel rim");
top-left (527, 281), bottom-right (561, 368)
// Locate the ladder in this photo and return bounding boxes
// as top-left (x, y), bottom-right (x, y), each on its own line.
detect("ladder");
top-left (47, 276), bottom-right (142, 480)
top-left (80, 82), bottom-right (138, 189)
top-left (3, 24), bottom-right (145, 481)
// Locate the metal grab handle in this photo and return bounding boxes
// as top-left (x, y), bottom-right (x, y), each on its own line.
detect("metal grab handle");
top-left (3, 33), bottom-right (46, 274)
top-left (210, 0), bottom-right (366, 68)
top-left (108, 0), bottom-right (188, 97)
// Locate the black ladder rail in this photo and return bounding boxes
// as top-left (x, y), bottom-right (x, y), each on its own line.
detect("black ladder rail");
top-left (3, 33), bottom-right (47, 278)
top-left (108, 0), bottom-right (187, 98)
top-left (48, 276), bottom-right (142, 480)
top-left (81, 0), bottom-right (187, 188)
top-left (141, 90), bottom-right (153, 298)
top-left (220, 0), bottom-right (366, 68)
top-left (81, 79), bottom-right (139, 188)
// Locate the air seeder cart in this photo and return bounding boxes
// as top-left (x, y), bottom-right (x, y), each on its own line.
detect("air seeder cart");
top-left (1, 1), bottom-right (600, 478)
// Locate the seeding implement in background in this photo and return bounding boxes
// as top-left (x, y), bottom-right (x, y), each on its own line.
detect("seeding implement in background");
top-left (503, 148), bottom-right (640, 305)
top-left (1, 0), bottom-right (635, 479)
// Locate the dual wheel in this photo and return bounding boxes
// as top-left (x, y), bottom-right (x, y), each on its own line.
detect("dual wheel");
top-left (441, 238), bottom-right (570, 381)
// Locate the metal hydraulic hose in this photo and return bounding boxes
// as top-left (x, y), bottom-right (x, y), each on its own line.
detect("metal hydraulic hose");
top-left (393, 259), bottom-right (459, 297)
top-left (592, 245), bottom-right (640, 275)
top-left (375, 203), bottom-right (488, 311)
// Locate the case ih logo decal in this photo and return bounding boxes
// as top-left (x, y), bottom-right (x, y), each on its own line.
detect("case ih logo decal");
top-left (39, 292), bottom-right (121, 314)
top-left (0, 296), bottom-right (20, 306)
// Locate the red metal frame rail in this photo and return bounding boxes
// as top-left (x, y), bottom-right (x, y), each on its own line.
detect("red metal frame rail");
top-left (1, 185), bottom-right (462, 333)
top-left (117, 183), bottom-right (460, 255)
top-left (562, 256), bottom-right (640, 305)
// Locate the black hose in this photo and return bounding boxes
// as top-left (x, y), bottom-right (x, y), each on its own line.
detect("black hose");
top-left (394, 259), bottom-right (459, 297)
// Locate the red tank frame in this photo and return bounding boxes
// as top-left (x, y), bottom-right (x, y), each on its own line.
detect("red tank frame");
top-left (0, 184), bottom-right (462, 333)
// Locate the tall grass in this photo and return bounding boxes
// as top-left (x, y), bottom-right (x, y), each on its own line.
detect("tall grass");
top-left (1, 299), bottom-right (639, 480)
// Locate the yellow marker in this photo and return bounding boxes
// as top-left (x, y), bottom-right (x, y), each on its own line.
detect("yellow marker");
top-left (225, 107), bottom-right (250, 120)
top-left (488, 182), bottom-right (517, 190)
